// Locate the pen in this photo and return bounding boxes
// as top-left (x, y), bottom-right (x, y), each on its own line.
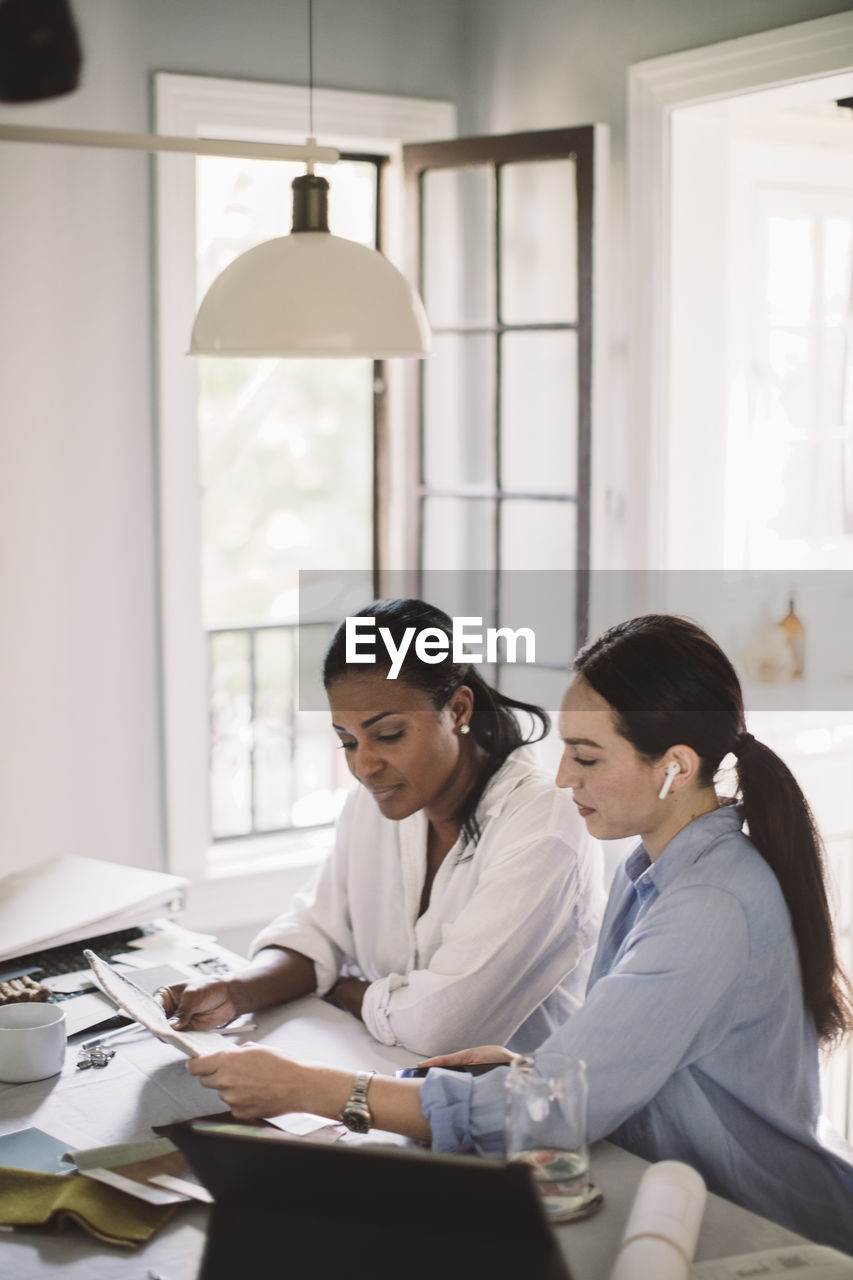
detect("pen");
top-left (79, 1022), bottom-right (144, 1050)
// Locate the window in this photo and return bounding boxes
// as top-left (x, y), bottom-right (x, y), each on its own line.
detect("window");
top-left (155, 74), bottom-right (454, 878)
top-left (197, 151), bottom-right (379, 842)
top-left (725, 135), bottom-right (853, 571)
top-left (401, 127), bottom-right (605, 714)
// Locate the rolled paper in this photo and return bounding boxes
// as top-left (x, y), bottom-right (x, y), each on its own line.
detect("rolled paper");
top-left (610, 1160), bottom-right (707, 1280)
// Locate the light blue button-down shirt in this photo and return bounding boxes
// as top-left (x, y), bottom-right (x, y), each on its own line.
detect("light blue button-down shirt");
top-left (421, 804), bottom-right (853, 1252)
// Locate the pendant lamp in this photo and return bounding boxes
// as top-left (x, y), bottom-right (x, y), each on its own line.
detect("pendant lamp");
top-left (190, 164), bottom-right (430, 357)
top-left (189, 2), bottom-right (430, 359)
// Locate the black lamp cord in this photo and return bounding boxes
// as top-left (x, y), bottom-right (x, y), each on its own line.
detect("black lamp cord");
top-left (307, 0), bottom-right (314, 141)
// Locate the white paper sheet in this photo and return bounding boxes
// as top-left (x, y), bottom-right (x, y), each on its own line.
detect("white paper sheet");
top-left (111, 945), bottom-right (215, 969)
top-left (0, 857), bottom-right (188, 962)
top-left (266, 1111), bottom-right (344, 1136)
top-left (43, 970), bottom-right (97, 995)
top-left (60, 991), bottom-right (118, 1036)
top-left (693, 1245), bottom-right (853, 1279)
top-left (83, 951), bottom-right (232, 1059)
top-left (70, 1136), bottom-right (193, 1205)
top-left (126, 923), bottom-right (216, 950)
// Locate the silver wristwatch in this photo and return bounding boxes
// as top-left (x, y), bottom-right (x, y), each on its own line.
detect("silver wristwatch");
top-left (339, 1069), bottom-right (375, 1133)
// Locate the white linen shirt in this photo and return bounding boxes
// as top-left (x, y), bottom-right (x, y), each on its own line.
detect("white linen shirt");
top-left (250, 747), bottom-right (605, 1058)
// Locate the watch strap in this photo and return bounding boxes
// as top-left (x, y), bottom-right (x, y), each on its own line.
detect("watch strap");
top-left (350, 1069), bottom-right (375, 1108)
top-left (339, 1069), bottom-right (375, 1131)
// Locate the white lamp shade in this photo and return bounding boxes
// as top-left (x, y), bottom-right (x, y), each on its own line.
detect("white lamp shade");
top-left (190, 231), bottom-right (431, 358)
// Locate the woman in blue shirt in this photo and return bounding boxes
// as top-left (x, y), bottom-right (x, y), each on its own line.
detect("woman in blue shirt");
top-left (190, 614), bottom-right (853, 1252)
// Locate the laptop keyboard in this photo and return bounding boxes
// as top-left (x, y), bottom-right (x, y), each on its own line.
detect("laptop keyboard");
top-left (0, 926), bottom-right (151, 997)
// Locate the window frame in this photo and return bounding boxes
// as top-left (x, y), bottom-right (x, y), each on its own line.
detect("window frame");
top-left (402, 126), bottom-right (604, 659)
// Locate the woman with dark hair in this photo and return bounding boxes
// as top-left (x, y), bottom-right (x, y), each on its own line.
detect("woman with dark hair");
top-left (163, 599), bottom-right (603, 1057)
top-left (189, 614), bottom-right (853, 1252)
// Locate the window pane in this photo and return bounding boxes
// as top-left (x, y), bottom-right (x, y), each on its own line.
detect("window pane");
top-left (820, 328), bottom-right (846, 431)
top-left (199, 358), bottom-right (373, 626)
top-left (291, 709), bottom-right (345, 828)
top-left (423, 334), bottom-right (496, 487)
top-left (501, 331), bottom-right (577, 492)
top-left (197, 155), bottom-right (378, 845)
top-left (767, 215), bottom-right (813, 327)
top-left (497, 661), bottom-right (569, 721)
top-left (253, 628), bottom-right (293, 832)
top-left (767, 329), bottom-right (810, 436)
top-left (422, 166), bottom-right (495, 327)
top-left (419, 569), bottom-right (498, 637)
top-left (500, 159), bottom-right (577, 325)
top-left (422, 497), bottom-right (495, 570)
top-left (197, 156), bottom-right (377, 296)
top-left (824, 218), bottom-right (852, 328)
top-left (499, 571), bottom-right (577, 671)
top-left (500, 499), bottom-right (576, 573)
top-left (210, 631), bottom-right (252, 838)
top-left (197, 156), bottom-right (376, 629)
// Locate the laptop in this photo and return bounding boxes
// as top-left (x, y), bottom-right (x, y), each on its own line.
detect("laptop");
top-left (171, 1120), bottom-right (574, 1280)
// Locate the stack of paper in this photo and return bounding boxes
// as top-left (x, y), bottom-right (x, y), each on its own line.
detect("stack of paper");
top-left (694, 1245), bottom-right (853, 1278)
top-left (0, 857), bottom-right (188, 964)
top-left (67, 1137), bottom-right (212, 1206)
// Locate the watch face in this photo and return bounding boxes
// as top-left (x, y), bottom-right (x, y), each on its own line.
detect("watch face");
top-left (341, 1104), bottom-right (371, 1134)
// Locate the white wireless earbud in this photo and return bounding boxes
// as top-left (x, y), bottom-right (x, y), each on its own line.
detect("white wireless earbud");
top-left (657, 761), bottom-right (679, 800)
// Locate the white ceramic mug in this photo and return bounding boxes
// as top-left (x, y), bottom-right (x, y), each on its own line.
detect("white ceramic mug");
top-left (0, 1003), bottom-right (66, 1083)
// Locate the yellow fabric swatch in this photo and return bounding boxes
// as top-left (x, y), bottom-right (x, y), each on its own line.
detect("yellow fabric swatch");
top-left (0, 1165), bottom-right (176, 1248)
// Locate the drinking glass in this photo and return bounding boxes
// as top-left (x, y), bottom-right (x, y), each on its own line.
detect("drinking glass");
top-left (505, 1055), bottom-right (589, 1222)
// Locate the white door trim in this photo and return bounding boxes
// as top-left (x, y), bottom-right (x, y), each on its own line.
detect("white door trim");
top-left (627, 11), bottom-right (853, 568)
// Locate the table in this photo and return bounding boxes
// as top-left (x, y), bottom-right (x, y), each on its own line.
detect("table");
top-left (0, 993), bottom-right (806, 1279)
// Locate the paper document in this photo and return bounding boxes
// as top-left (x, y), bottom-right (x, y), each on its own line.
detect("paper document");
top-left (0, 856), bottom-right (188, 963)
top-left (84, 950), bottom-right (230, 1059)
top-left (67, 1136), bottom-right (211, 1206)
top-left (60, 991), bottom-right (119, 1037)
top-left (266, 1112), bottom-right (346, 1137)
top-left (43, 970), bottom-right (98, 995)
top-left (693, 1244), bottom-right (853, 1278)
top-left (0, 1127), bottom-right (72, 1175)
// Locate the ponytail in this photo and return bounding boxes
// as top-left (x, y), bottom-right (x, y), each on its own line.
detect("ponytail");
top-left (735, 734), bottom-right (853, 1046)
top-left (576, 614), bottom-right (853, 1048)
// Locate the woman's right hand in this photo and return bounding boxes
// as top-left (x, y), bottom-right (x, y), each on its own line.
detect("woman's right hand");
top-left (155, 978), bottom-right (240, 1030)
top-left (416, 1045), bottom-right (514, 1069)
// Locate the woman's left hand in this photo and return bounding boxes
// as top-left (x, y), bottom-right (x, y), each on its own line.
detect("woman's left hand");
top-left (188, 1044), bottom-right (305, 1120)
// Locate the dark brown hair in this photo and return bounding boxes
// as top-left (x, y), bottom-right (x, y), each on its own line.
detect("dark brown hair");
top-left (323, 598), bottom-right (549, 847)
top-left (575, 613), bottom-right (852, 1046)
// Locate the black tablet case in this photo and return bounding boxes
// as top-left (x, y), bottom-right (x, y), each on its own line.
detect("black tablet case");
top-left (171, 1120), bottom-right (573, 1280)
